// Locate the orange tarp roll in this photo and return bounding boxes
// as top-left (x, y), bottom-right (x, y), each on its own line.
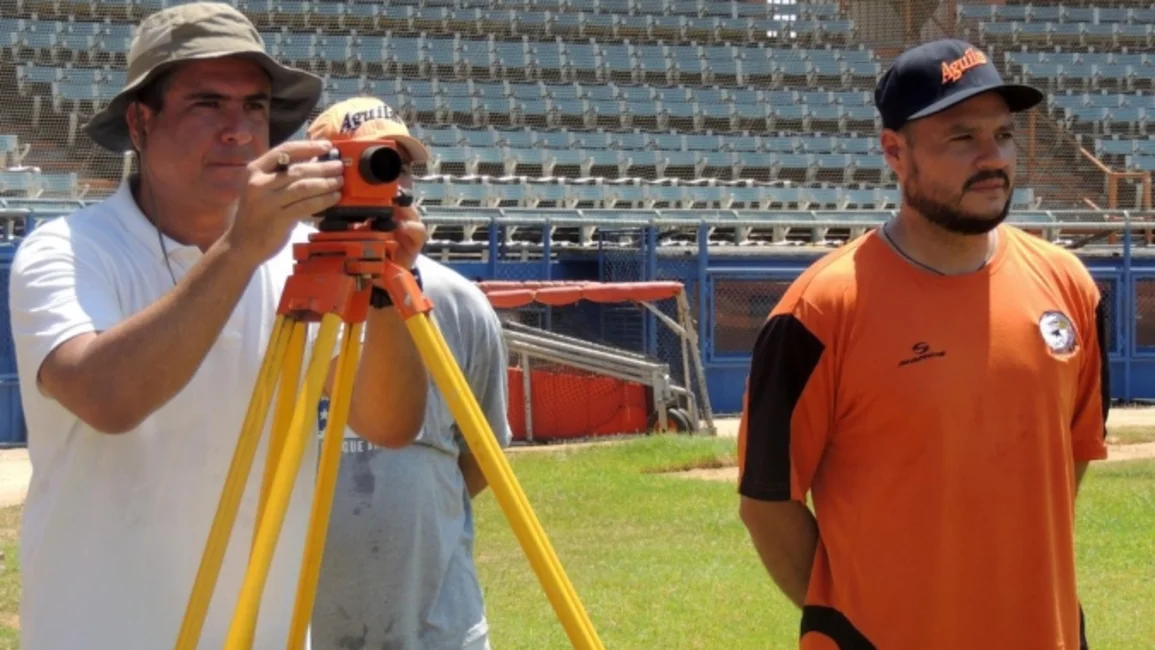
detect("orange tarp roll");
top-left (507, 367), bottom-right (650, 440)
top-left (478, 281), bottom-right (684, 309)
top-left (486, 280), bottom-right (681, 438)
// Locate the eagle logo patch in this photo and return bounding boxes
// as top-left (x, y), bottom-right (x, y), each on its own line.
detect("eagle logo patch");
top-left (1038, 310), bottom-right (1078, 355)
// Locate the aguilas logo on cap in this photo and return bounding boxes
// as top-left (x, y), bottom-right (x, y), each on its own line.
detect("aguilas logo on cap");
top-left (339, 102), bottom-right (404, 134)
top-left (941, 47), bottom-right (989, 84)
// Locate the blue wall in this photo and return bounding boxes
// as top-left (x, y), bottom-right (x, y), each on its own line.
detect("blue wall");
top-left (0, 242), bottom-right (23, 446)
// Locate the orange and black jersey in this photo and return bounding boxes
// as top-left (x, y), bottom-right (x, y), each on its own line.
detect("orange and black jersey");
top-left (738, 224), bottom-right (1108, 650)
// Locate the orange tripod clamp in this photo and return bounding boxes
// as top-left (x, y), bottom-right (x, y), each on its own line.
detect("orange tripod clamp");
top-left (276, 225), bottom-right (433, 323)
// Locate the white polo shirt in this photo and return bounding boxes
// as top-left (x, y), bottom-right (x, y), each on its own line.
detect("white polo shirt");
top-left (9, 181), bottom-right (319, 650)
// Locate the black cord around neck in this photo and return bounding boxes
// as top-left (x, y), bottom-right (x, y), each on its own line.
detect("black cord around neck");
top-left (135, 163), bottom-right (178, 288)
top-left (154, 223), bottom-right (178, 287)
top-left (880, 221), bottom-right (996, 276)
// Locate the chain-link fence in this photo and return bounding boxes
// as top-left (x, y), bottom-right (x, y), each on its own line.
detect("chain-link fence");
top-left (1133, 276), bottom-right (1155, 351)
top-left (710, 275), bottom-right (794, 356)
top-left (654, 257), bottom-right (698, 390)
top-left (1096, 275), bottom-right (1118, 354)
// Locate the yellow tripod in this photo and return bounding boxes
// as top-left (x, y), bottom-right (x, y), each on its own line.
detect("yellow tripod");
top-left (170, 211), bottom-right (605, 650)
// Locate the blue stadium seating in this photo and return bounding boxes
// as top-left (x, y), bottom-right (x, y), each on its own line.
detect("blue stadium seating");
top-left (2, 1), bottom-right (1151, 212)
top-left (0, 1), bottom-right (886, 207)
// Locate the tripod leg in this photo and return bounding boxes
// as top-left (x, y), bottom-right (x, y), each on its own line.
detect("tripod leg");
top-left (284, 320), bottom-right (364, 650)
top-left (404, 314), bottom-right (606, 650)
top-left (223, 313), bottom-right (343, 650)
top-left (254, 320), bottom-right (308, 551)
top-left (174, 315), bottom-right (294, 650)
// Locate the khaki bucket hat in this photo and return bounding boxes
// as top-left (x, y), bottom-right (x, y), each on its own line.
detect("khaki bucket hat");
top-left (83, 1), bottom-right (323, 152)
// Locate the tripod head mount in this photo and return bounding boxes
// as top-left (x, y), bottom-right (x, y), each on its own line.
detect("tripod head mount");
top-left (315, 187), bottom-right (415, 235)
top-left (277, 188), bottom-right (430, 324)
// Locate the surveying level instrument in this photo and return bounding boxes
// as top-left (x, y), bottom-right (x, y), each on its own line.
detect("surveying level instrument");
top-left (170, 194), bottom-right (606, 650)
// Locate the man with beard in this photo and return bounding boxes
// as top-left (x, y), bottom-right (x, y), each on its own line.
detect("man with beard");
top-left (736, 39), bottom-right (1108, 650)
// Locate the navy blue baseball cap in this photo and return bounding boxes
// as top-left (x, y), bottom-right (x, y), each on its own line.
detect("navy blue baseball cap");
top-left (874, 39), bottom-right (1044, 132)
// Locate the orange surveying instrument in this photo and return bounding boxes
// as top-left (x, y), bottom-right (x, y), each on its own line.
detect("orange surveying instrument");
top-left (170, 141), bottom-right (606, 650)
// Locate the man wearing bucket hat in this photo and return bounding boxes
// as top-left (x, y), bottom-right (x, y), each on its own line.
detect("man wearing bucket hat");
top-left (738, 39), bottom-right (1106, 649)
top-left (302, 97), bottom-right (512, 650)
top-left (9, 4), bottom-right (430, 649)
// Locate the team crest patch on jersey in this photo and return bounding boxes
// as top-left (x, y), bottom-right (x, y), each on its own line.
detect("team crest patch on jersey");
top-left (1039, 310), bottom-right (1078, 354)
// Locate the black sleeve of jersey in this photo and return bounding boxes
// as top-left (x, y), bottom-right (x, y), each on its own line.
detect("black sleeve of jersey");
top-left (1095, 299), bottom-right (1110, 434)
top-left (739, 313), bottom-right (827, 502)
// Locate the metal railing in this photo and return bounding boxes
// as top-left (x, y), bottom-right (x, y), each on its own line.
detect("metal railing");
top-left (5, 207), bottom-right (1155, 428)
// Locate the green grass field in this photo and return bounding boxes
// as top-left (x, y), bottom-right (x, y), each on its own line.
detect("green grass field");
top-left (0, 506), bottom-right (17, 650)
top-left (471, 437), bottom-right (1155, 649)
top-left (0, 436), bottom-right (1152, 649)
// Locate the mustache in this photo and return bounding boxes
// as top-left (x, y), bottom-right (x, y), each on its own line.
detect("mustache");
top-left (964, 170), bottom-right (1009, 190)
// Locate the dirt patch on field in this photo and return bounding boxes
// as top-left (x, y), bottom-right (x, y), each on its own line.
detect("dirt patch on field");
top-left (0, 450), bottom-right (31, 509)
top-left (708, 407), bottom-right (1155, 440)
top-left (505, 436), bottom-right (639, 454)
top-left (641, 453), bottom-right (738, 475)
top-left (668, 441), bottom-right (1155, 483)
top-left (673, 467), bottom-right (741, 482)
top-left (1106, 406), bottom-right (1155, 427)
top-left (1106, 441), bottom-right (1155, 462)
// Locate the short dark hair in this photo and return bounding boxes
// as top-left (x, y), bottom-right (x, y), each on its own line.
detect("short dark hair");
top-left (128, 70), bottom-right (174, 156)
top-left (135, 69), bottom-right (173, 112)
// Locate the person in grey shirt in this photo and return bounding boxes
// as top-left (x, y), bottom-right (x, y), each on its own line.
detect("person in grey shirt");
top-left (310, 251), bottom-right (512, 650)
top-left (306, 96), bottom-right (512, 650)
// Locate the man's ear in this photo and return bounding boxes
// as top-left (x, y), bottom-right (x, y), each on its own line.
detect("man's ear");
top-left (126, 102), bottom-right (150, 152)
top-left (880, 129), bottom-right (905, 179)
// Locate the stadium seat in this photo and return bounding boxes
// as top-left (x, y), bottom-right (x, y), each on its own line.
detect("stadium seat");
top-left (0, 135), bottom-right (30, 167)
top-left (3, 0), bottom-right (1104, 216)
top-left (0, 170), bottom-right (41, 196)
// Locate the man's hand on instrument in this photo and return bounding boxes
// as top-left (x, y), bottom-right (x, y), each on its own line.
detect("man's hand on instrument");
top-left (388, 204), bottom-right (428, 272)
top-left (226, 140), bottom-right (344, 266)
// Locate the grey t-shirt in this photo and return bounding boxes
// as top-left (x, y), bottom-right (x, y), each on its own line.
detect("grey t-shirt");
top-left (311, 255), bottom-right (512, 650)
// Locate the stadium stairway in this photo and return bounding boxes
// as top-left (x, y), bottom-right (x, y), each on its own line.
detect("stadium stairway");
top-left (957, 1), bottom-right (1155, 210)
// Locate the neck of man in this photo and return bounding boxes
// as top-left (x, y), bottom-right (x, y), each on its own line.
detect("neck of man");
top-left (132, 174), bottom-right (235, 253)
top-left (886, 205), bottom-right (998, 276)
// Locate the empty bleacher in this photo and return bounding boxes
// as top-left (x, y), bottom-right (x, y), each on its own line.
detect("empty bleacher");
top-left (0, 133), bottom-right (87, 198)
top-left (0, 0), bottom-right (908, 211)
top-left (0, 1), bottom-right (1151, 214)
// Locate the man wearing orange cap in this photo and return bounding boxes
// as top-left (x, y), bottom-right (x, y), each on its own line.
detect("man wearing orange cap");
top-left (305, 97), bottom-right (512, 650)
